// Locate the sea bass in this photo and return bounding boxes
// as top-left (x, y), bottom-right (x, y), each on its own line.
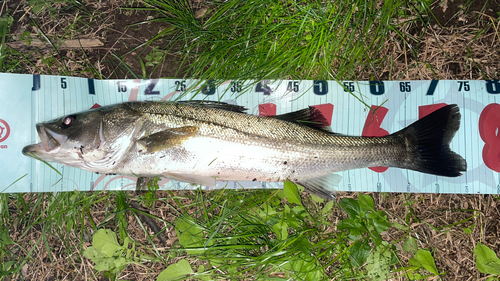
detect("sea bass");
top-left (22, 101), bottom-right (467, 199)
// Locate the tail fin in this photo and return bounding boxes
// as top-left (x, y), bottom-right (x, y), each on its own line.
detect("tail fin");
top-left (395, 104), bottom-right (467, 177)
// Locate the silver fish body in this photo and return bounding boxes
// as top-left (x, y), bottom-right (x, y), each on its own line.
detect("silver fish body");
top-left (22, 101), bottom-right (467, 199)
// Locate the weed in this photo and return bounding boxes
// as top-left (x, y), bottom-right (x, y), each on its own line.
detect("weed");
top-left (157, 259), bottom-right (195, 281)
top-left (84, 228), bottom-right (155, 280)
top-left (138, 177), bottom-right (161, 208)
top-left (144, 46), bottom-right (165, 67)
top-left (148, 182), bottom-right (400, 280)
top-left (474, 243), bottom-right (500, 280)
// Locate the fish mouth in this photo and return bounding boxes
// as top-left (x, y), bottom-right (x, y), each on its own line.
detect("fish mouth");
top-left (37, 124), bottom-right (68, 152)
top-left (22, 124), bottom-right (68, 156)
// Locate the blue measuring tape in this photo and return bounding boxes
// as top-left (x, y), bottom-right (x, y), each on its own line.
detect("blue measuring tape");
top-left (1, 73), bottom-right (499, 194)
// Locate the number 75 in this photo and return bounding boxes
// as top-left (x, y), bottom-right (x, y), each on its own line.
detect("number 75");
top-left (458, 81), bottom-right (470, 91)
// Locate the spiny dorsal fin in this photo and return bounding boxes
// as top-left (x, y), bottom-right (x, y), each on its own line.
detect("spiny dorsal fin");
top-left (177, 100), bottom-right (247, 113)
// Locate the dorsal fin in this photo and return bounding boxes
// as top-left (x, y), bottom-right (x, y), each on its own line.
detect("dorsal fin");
top-left (177, 100), bottom-right (247, 113)
top-left (271, 107), bottom-right (333, 132)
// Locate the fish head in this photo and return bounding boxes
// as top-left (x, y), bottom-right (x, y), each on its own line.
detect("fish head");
top-left (22, 105), bottom-right (141, 170)
top-left (22, 109), bottom-right (109, 166)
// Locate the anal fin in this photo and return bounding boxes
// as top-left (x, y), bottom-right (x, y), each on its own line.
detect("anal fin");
top-left (296, 174), bottom-right (342, 200)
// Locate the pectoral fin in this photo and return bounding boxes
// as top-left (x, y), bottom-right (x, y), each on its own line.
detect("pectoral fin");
top-left (138, 126), bottom-right (198, 152)
top-left (295, 174), bottom-right (343, 200)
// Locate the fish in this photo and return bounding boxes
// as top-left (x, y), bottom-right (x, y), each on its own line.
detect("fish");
top-left (22, 101), bottom-right (467, 199)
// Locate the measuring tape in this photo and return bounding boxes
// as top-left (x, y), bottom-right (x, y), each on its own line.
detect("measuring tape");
top-left (1, 73), bottom-right (499, 194)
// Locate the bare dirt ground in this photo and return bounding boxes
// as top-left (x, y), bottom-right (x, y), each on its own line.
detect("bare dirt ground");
top-left (2, 0), bottom-right (500, 280)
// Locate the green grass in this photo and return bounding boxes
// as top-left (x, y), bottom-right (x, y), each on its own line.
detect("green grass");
top-left (81, 183), bottom-right (404, 280)
top-left (128, 0), bottom-right (431, 83)
top-left (0, 191), bottom-right (109, 278)
top-left (0, 0), bottom-right (102, 77)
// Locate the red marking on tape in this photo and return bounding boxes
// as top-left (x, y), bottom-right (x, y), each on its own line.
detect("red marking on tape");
top-left (362, 105), bottom-right (389, 173)
top-left (259, 103), bottom-right (277, 116)
top-left (418, 103), bottom-right (448, 119)
top-left (90, 103), bottom-right (102, 109)
top-left (0, 119), bottom-right (11, 143)
top-left (128, 79), bottom-right (141, 101)
top-left (311, 103), bottom-right (334, 126)
top-left (479, 103), bottom-right (500, 172)
top-left (363, 106), bottom-right (389, 137)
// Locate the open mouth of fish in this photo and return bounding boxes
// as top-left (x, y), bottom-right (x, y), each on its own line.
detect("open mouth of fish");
top-left (22, 124), bottom-right (67, 155)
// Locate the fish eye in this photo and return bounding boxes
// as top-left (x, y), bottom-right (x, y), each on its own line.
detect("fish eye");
top-left (62, 115), bottom-right (76, 128)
